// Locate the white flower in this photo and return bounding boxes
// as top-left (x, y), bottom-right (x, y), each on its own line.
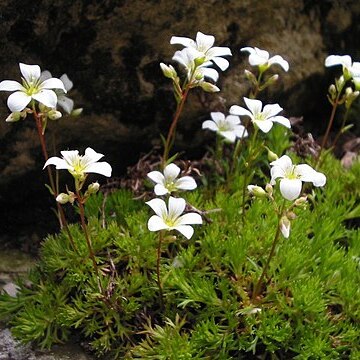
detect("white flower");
top-left (173, 48), bottom-right (219, 84)
top-left (43, 147), bottom-right (112, 179)
top-left (170, 31), bottom-right (232, 71)
top-left (202, 112), bottom-right (248, 143)
top-left (349, 62), bottom-right (360, 90)
top-left (0, 63), bottom-right (66, 112)
top-left (229, 97), bottom-right (291, 133)
top-left (41, 71), bottom-right (74, 114)
top-left (147, 163), bottom-right (197, 195)
top-left (241, 47), bottom-right (289, 72)
top-left (146, 197), bottom-right (202, 239)
top-left (270, 155), bottom-right (326, 201)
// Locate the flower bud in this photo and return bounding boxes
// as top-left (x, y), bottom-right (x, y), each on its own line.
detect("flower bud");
top-left (160, 63), bottom-right (177, 79)
top-left (328, 84), bottom-right (336, 97)
top-left (265, 183), bottom-right (273, 195)
top-left (48, 109), bottom-right (62, 120)
top-left (267, 148), bottom-right (278, 162)
top-left (194, 56), bottom-right (206, 67)
top-left (200, 82), bottom-right (220, 93)
top-left (287, 211), bottom-right (296, 220)
top-left (56, 193), bottom-right (70, 204)
top-left (352, 76), bottom-right (360, 91)
top-left (343, 67), bottom-right (351, 81)
top-left (294, 196), bottom-right (307, 206)
top-left (87, 182), bottom-right (100, 195)
top-left (244, 69), bottom-right (257, 85)
top-left (195, 72), bottom-right (204, 81)
top-left (247, 185), bottom-right (267, 197)
top-left (5, 112), bottom-right (22, 122)
top-left (263, 74), bottom-right (279, 88)
top-left (336, 75), bottom-right (346, 91)
top-left (279, 216), bottom-right (290, 238)
top-left (71, 108), bottom-right (83, 117)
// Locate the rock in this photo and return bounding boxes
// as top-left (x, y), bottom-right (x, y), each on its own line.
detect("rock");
top-left (0, 0), bottom-right (359, 238)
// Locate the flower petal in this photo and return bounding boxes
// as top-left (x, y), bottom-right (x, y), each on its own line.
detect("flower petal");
top-left (226, 115), bottom-right (241, 126)
top-left (32, 89), bottom-right (57, 108)
top-left (253, 119), bottom-right (273, 133)
top-left (202, 120), bottom-right (218, 131)
top-left (154, 184), bottom-right (169, 195)
top-left (85, 161), bottom-right (112, 177)
top-left (207, 46), bottom-right (232, 57)
top-left (146, 198), bottom-right (168, 218)
top-left (170, 36), bottom-right (195, 48)
top-left (196, 31), bottom-right (215, 51)
top-left (173, 225), bottom-right (194, 239)
top-left (43, 156), bottom-right (69, 170)
top-left (57, 95), bottom-right (74, 114)
top-left (147, 170), bottom-right (165, 185)
top-left (229, 105), bottom-right (252, 117)
top-left (177, 212), bottom-right (202, 225)
top-left (295, 165), bottom-right (326, 187)
top-left (220, 130), bottom-right (236, 142)
top-left (84, 147), bottom-right (104, 164)
top-left (263, 103), bottom-right (283, 118)
top-left (19, 63), bottom-right (41, 83)
top-left (271, 116), bottom-right (291, 128)
top-left (210, 112), bottom-right (225, 124)
top-left (164, 163), bottom-right (181, 180)
top-left (0, 80), bottom-right (24, 92)
top-left (41, 78), bottom-right (66, 92)
top-left (270, 155), bottom-right (293, 169)
top-left (211, 56), bottom-right (229, 71)
top-left (175, 176), bottom-right (197, 190)
top-left (7, 91), bottom-right (31, 112)
top-left (148, 215), bottom-right (169, 232)
top-left (325, 55), bottom-right (352, 68)
top-left (268, 55), bottom-right (289, 71)
top-left (244, 97), bottom-right (263, 116)
top-left (60, 74), bottom-right (73, 91)
top-left (279, 178), bottom-right (302, 200)
top-left (168, 197), bottom-right (186, 219)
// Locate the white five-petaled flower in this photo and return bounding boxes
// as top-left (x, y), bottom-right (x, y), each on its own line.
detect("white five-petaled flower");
top-left (147, 163), bottom-right (197, 195)
top-left (146, 197), bottom-right (202, 239)
top-left (270, 155), bottom-right (326, 201)
top-left (43, 147), bottom-right (112, 179)
top-left (202, 112), bottom-right (248, 143)
top-left (173, 48), bottom-right (220, 87)
top-left (170, 31), bottom-right (232, 71)
top-left (241, 47), bottom-right (289, 72)
top-left (325, 55), bottom-right (360, 83)
top-left (0, 63), bottom-right (66, 112)
top-left (229, 97), bottom-right (291, 133)
top-left (41, 70), bottom-right (74, 114)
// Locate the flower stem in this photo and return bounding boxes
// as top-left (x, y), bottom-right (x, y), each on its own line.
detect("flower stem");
top-left (33, 108), bottom-right (78, 253)
top-left (162, 86), bottom-right (190, 168)
top-left (331, 107), bottom-right (350, 150)
top-left (77, 194), bottom-right (103, 291)
top-left (252, 201), bottom-right (285, 301)
top-left (316, 94), bottom-right (341, 168)
top-left (157, 231), bottom-right (164, 308)
top-left (241, 127), bottom-right (259, 222)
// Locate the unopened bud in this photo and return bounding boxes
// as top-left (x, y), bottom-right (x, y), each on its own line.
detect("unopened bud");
top-left (194, 56), bottom-right (206, 67)
top-left (200, 82), bottom-right (220, 93)
top-left (195, 72), bottom-right (204, 81)
top-left (5, 112), bottom-right (21, 122)
top-left (247, 185), bottom-right (267, 197)
top-left (56, 193), bottom-right (70, 204)
top-left (279, 216), bottom-right (290, 238)
top-left (352, 76), bottom-right (360, 91)
top-left (287, 211), bottom-right (296, 220)
top-left (336, 75), bottom-right (346, 91)
top-left (71, 108), bottom-right (83, 117)
top-left (48, 109), bottom-right (62, 120)
top-left (265, 74), bottom-right (279, 86)
top-left (160, 63), bottom-right (177, 79)
top-left (265, 184), bottom-right (272, 194)
top-left (294, 196), bottom-right (307, 206)
top-left (267, 148), bottom-right (278, 162)
top-left (244, 69), bottom-right (257, 85)
top-left (343, 67), bottom-right (351, 81)
top-left (87, 182), bottom-right (100, 195)
top-left (345, 88), bottom-right (359, 109)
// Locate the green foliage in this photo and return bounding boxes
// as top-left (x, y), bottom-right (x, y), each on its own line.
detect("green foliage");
top-left (0, 154), bottom-right (359, 358)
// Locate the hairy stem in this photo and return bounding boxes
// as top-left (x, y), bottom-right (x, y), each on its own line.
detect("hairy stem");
top-left (252, 201), bottom-right (285, 301)
top-left (162, 86), bottom-right (190, 168)
top-left (33, 109), bottom-right (78, 253)
top-left (157, 231), bottom-right (164, 308)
